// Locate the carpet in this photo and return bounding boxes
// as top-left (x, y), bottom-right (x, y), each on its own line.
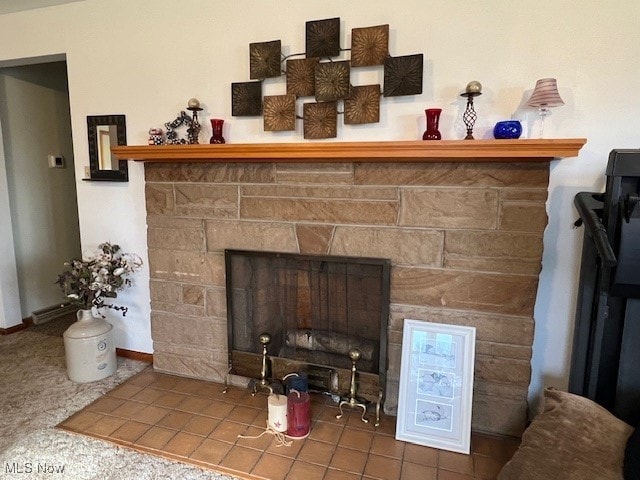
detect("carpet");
top-left (0, 323), bottom-right (237, 479)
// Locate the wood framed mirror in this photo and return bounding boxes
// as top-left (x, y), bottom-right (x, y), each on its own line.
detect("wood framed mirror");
top-left (86, 114), bottom-right (128, 181)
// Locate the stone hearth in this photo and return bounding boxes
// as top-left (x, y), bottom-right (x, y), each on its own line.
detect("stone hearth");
top-left (143, 159), bottom-right (550, 436)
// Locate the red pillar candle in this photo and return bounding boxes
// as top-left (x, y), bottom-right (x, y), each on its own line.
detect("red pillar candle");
top-left (286, 390), bottom-right (310, 438)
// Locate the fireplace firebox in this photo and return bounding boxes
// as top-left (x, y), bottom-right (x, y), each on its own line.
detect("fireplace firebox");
top-left (224, 249), bottom-right (391, 410)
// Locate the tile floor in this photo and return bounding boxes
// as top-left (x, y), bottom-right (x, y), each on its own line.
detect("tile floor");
top-left (58, 367), bottom-right (520, 480)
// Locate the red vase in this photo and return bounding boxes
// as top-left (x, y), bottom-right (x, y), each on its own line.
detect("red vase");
top-left (422, 108), bottom-right (442, 140)
top-left (209, 119), bottom-right (225, 144)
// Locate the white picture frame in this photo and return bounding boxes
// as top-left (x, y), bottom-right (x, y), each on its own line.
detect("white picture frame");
top-left (395, 319), bottom-right (476, 454)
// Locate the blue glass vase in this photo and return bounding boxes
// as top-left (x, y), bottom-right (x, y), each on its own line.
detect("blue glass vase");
top-left (493, 120), bottom-right (522, 139)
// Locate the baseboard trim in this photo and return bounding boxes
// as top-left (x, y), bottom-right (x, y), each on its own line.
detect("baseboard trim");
top-left (0, 323), bottom-right (28, 335)
top-left (116, 348), bottom-right (153, 363)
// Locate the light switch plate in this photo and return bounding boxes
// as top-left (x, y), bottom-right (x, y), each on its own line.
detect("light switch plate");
top-left (47, 154), bottom-right (65, 168)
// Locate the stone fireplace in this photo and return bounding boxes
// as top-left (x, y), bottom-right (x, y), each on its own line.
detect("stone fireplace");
top-left (123, 139), bottom-right (585, 437)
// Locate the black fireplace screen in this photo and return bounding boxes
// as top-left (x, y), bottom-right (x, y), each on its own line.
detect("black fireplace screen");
top-left (224, 249), bottom-right (390, 395)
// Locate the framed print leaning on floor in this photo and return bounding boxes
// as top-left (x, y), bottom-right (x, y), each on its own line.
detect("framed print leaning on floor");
top-left (395, 319), bottom-right (476, 454)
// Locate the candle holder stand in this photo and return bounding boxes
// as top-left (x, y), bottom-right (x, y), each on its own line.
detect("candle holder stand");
top-left (250, 332), bottom-right (276, 396)
top-left (460, 91), bottom-right (482, 140)
top-left (336, 349), bottom-right (379, 426)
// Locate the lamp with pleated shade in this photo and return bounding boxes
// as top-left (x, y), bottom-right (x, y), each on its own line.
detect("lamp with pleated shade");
top-left (527, 78), bottom-right (565, 138)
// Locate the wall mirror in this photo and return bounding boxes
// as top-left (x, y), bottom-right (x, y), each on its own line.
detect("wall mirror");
top-left (86, 114), bottom-right (128, 181)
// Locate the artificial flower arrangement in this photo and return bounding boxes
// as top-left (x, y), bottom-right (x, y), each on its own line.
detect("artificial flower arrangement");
top-left (56, 242), bottom-right (143, 317)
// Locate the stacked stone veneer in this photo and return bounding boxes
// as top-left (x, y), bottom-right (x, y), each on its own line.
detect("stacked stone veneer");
top-left (145, 160), bottom-right (549, 436)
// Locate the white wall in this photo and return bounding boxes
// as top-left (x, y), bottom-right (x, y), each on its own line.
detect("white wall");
top-left (0, 63), bottom-right (81, 317)
top-left (0, 0), bottom-right (638, 409)
top-left (0, 118), bottom-right (21, 329)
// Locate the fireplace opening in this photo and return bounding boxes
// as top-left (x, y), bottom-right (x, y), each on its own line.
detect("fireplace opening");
top-left (225, 249), bottom-right (391, 403)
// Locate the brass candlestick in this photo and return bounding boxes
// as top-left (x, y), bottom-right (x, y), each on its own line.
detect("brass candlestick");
top-left (336, 348), bottom-right (370, 424)
top-left (251, 332), bottom-right (273, 396)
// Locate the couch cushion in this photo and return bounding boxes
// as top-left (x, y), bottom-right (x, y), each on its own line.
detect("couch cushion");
top-left (498, 388), bottom-right (633, 480)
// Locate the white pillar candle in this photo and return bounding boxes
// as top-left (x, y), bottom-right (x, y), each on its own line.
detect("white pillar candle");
top-left (267, 393), bottom-right (288, 432)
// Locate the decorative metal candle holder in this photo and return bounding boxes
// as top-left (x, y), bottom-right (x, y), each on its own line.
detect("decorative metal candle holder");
top-left (186, 97), bottom-right (203, 144)
top-left (460, 81), bottom-right (482, 140)
top-left (336, 348), bottom-right (371, 425)
top-left (251, 332), bottom-right (273, 396)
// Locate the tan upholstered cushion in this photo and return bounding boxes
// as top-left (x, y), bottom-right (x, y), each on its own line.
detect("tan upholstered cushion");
top-left (498, 388), bottom-right (633, 480)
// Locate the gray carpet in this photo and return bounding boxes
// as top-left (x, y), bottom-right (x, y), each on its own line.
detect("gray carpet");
top-left (0, 318), bottom-right (237, 479)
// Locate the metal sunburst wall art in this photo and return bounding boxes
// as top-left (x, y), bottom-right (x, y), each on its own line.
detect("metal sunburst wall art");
top-left (231, 17), bottom-right (424, 139)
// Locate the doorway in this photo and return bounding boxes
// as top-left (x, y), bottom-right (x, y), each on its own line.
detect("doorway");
top-left (0, 59), bottom-right (81, 323)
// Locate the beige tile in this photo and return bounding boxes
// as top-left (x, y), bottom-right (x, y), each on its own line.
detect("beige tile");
top-left (217, 386), bottom-right (247, 403)
top-left (436, 471), bottom-right (474, 480)
top-left (345, 412), bottom-right (378, 432)
top-left (135, 405), bottom-right (172, 425)
top-left (149, 374), bottom-right (181, 390)
top-left (108, 383), bottom-right (144, 399)
top-left (134, 426), bottom-right (176, 450)
top-left (316, 406), bottom-right (342, 423)
top-left (285, 461), bottom-right (327, 480)
top-left (400, 462), bottom-right (437, 480)
top-left (363, 454), bottom-right (401, 480)
top-left (265, 435), bottom-right (305, 459)
top-left (157, 410), bottom-right (194, 430)
top-left (329, 447), bottom-right (367, 474)
top-left (236, 425), bottom-right (275, 451)
top-left (472, 433), bottom-right (520, 462)
top-left (403, 443), bottom-right (438, 467)
top-left (238, 391), bottom-right (270, 409)
top-left (308, 421), bottom-right (343, 444)
top-left (251, 453), bottom-right (294, 479)
top-left (110, 420), bottom-right (151, 444)
top-left (297, 440), bottom-right (335, 466)
top-left (338, 428), bottom-right (374, 452)
top-left (87, 396), bottom-right (125, 414)
top-left (374, 415), bottom-right (397, 436)
top-left (438, 450), bottom-right (474, 475)
top-left (369, 434), bottom-right (405, 459)
top-left (59, 410), bottom-right (103, 432)
top-left (182, 415), bottom-right (220, 437)
top-left (226, 405), bottom-right (261, 424)
top-left (251, 409), bottom-right (269, 428)
top-left (131, 387), bottom-right (166, 404)
top-left (125, 369), bottom-right (157, 387)
top-left (177, 396), bottom-right (213, 414)
top-left (219, 445), bottom-right (262, 474)
top-left (111, 400), bottom-right (146, 418)
top-left (163, 431), bottom-right (203, 457)
top-left (324, 469), bottom-right (362, 480)
top-left (153, 391), bottom-right (187, 408)
top-left (200, 401), bottom-right (235, 419)
top-left (209, 420), bottom-right (248, 444)
top-left (190, 438), bottom-right (233, 465)
top-left (85, 416), bottom-right (127, 437)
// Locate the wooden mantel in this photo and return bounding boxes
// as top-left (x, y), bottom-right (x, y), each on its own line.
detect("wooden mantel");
top-left (112, 138), bottom-right (586, 163)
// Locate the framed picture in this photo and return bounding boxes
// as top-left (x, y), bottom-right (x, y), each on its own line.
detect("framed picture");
top-left (396, 319), bottom-right (476, 454)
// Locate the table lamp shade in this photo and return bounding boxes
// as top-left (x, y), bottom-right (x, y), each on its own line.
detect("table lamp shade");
top-left (527, 78), bottom-right (565, 108)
